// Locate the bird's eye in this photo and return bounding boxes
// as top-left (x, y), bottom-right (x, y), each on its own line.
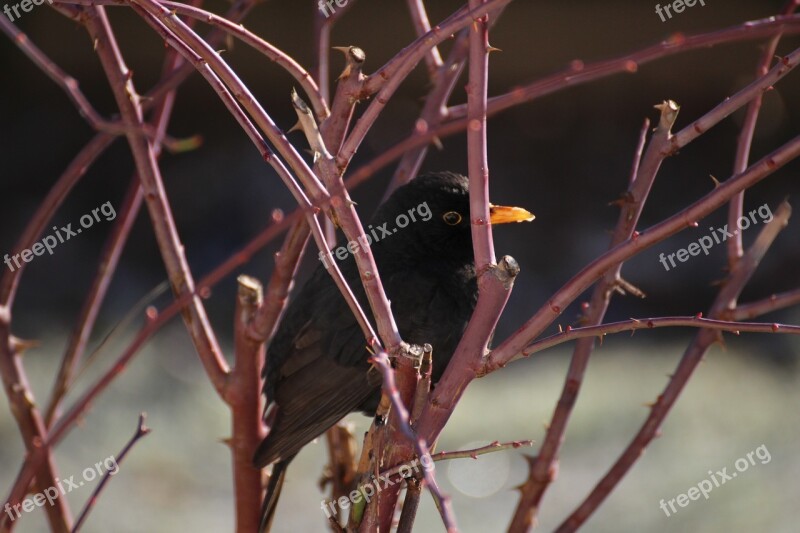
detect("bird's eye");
top-left (442, 211), bottom-right (462, 225)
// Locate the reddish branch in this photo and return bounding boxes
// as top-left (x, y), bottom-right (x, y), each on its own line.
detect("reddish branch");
top-left (229, 277), bottom-right (267, 531)
top-left (4, 3), bottom-right (800, 533)
top-left (448, 14), bottom-right (800, 121)
top-left (0, 135), bottom-right (114, 533)
top-left (71, 414), bottom-right (151, 532)
top-left (557, 201), bottom-right (792, 532)
top-left (405, 0), bottom-right (444, 76)
top-left (85, 5), bottom-right (230, 396)
top-left (129, 0), bottom-right (400, 352)
top-left (486, 63), bottom-right (800, 370)
top-left (313, 0), bottom-right (356, 105)
top-left (43, 178), bottom-right (143, 427)
top-left (345, 14), bottom-right (800, 194)
top-left (0, 322), bottom-right (72, 532)
top-left (382, 439), bottom-right (536, 480)
top-left (508, 100), bottom-right (679, 531)
top-left (155, 1), bottom-right (329, 118)
top-left (370, 350), bottom-right (458, 532)
top-left (731, 288), bottom-right (800, 321)
top-left (4, 211), bottom-right (307, 513)
top-left (44, 34), bottom-right (190, 426)
top-left (337, 0), bottom-right (512, 170)
top-left (523, 316), bottom-right (800, 355)
top-left (384, 28), bottom-right (470, 197)
top-left (2, 5), bottom-right (261, 527)
top-left (727, 0), bottom-right (798, 267)
top-left (487, 133), bottom-right (800, 369)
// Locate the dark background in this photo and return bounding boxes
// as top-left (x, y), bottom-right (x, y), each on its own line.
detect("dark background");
top-left (2, 0), bottom-right (799, 350)
top-left (1, 1), bottom-right (799, 532)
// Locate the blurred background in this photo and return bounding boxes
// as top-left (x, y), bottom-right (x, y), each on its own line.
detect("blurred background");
top-left (1, 0), bottom-right (799, 531)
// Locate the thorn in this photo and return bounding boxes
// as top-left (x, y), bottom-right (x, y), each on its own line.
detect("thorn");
top-left (487, 46), bottom-right (502, 53)
top-left (716, 333), bottom-right (727, 350)
top-left (333, 46), bottom-right (365, 80)
top-left (332, 46), bottom-right (351, 55)
top-left (20, 388), bottom-right (36, 408)
top-left (709, 175), bottom-right (720, 188)
top-left (288, 120), bottom-right (304, 133)
top-left (10, 336), bottom-right (39, 355)
top-left (653, 99), bottom-right (680, 129)
top-left (337, 66), bottom-right (352, 81)
top-left (608, 191), bottom-right (634, 208)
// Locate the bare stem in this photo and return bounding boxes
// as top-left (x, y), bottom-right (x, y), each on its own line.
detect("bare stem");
top-left (508, 101), bottom-right (678, 531)
top-left (486, 135), bottom-right (800, 370)
top-left (229, 276), bottom-right (266, 532)
top-left (370, 350), bottom-right (458, 532)
top-left (71, 414), bottom-right (151, 532)
top-left (524, 315), bottom-right (800, 355)
top-left (86, 4), bottom-right (231, 396)
top-left (556, 201), bottom-right (792, 532)
top-left (404, 0), bottom-right (443, 76)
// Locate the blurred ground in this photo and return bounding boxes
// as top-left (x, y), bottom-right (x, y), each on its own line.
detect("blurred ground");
top-left (1, 325), bottom-right (798, 532)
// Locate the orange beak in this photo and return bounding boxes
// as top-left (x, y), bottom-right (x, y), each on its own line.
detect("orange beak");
top-left (489, 204), bottom-right (535, 224)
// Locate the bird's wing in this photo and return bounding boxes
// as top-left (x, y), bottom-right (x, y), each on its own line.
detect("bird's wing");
top-left (254, 345), bottom-right (381, 466)
top-left (255, 260), bottom-right (381, 466)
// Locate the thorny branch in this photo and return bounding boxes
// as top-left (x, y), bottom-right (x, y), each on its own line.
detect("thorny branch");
top-left (1, 2), bottom-right (799, 533)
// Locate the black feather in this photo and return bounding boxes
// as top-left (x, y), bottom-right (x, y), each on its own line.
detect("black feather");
top-left (254, 172), bottom-right (480, 528)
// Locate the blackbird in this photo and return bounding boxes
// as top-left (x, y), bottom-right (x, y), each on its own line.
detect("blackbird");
top-left (254, 172), bottom-right (533, 530)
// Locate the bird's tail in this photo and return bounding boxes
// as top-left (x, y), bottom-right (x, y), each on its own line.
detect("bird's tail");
top-left (258, 458), bottom-right (292, 533)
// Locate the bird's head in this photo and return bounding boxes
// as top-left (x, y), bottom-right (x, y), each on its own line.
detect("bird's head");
top-left (369, 172), bottom-right (534, 265)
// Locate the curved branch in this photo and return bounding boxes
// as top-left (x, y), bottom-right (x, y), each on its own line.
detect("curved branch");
top-left (556, 202), bottom-right (792, 532)
top-left (524, 315), bottom-right (800, 355)
top-left (486, 133), bottom-right (800, 370)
